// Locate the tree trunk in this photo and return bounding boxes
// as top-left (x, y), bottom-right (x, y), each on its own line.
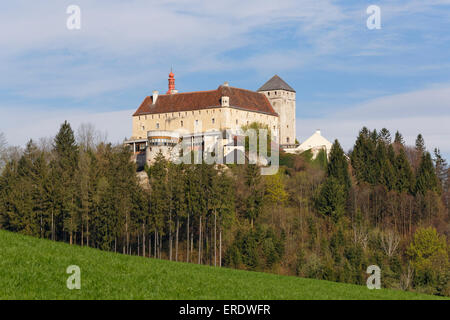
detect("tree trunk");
top-left (86, 212), bottom-right (89, 247)
top-left (51, 208), bottom-right (54, 241)
top-left (154, 229), bottom-right (157, 258)
top-left (198, 215), bottom-right (202, 264)
top-left (186, 214), bottom-right (190, 263)
top-left (159, 233), bottom-right (162, 259)
top-left (219, 228), bottom-right (222, 267)
top-left (214, 211), bottom-right (217, 267)
top-left (175, 218), bottom-right (179, 262)
top-left (142, 224), bottom-right (146, 257)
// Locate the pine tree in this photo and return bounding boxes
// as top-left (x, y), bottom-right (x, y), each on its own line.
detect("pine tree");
top-left (394, 131), bottom-right (405, 145)
top-left (394, 148), bottom-right (415, 194)
top-left (328, 139), bottom-right (351, 193)
top-left (244, 164), bottom-right (264, 228)
top-left (316, 177), bottom-right (346, 222)
top-left (433, 148), bottom-right (447, 189)
top-left (51, 121), bottom-right (79, 243)
top-left (379, 128), bottom-right (392, 145)
top-left (415, 134), bottom-right (426, 156)
top-left (415, 152), bottom-right (440, 195)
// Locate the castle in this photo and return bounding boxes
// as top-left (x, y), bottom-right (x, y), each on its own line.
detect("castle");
top-left (126, 71), bottom-right (331, 166)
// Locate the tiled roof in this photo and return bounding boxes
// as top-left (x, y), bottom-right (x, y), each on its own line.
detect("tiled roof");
top-left (133, 85), bottom-right (278, 117)
top-left (258, 75), bottom-right (295, 93)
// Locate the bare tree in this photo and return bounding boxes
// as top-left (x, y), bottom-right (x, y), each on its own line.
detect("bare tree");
top-left (400, 264), bottom-right (414, 291)
top-left (380, 229), bottom-right (400, 257)
top-left (352, 224), bottom-right (369, 250)
top-left (77, 123), bottom-right (108, 151)
top-left (0, 132), bottom-right (7, 170)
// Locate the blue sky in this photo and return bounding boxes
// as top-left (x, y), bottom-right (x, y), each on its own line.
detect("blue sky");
top-left (1, 0), bottom-right (450, 158)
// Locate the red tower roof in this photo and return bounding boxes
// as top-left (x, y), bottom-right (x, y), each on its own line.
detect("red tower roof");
top-left (167, 70), bottom-right (176, 94)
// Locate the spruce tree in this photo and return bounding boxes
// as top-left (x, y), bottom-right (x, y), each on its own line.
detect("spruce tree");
top-left (394, 148), bottom-right (415, 194)
top-left (415, 134), bottom-right (426, 156)
top-left (433, 148), bottom-right (447, 189)
top-left (379, 128), bottom-right (391, 145)
top-left (415, 152), bottom-right (440, 195)
top-left (394, 131), bottom-right (405, 145)
top-left (328, 139), bottom-right (351, 193)
top-left (51, 121), bottom-right (79, 243)
top-left (316, 177), bottom-right (346, 222)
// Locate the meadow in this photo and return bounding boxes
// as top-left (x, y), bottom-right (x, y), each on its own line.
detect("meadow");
top-left (0, 230), bottom-right (446, 300)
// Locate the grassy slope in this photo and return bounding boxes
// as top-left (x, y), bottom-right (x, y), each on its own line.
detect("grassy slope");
top-left (0, 230), bottom-right (446, 300)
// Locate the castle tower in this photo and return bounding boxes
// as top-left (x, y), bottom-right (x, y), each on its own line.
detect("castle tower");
top-left (258, 75), bottom-right (296, 146)
top-left (166, 70), bottom-right (178, 94)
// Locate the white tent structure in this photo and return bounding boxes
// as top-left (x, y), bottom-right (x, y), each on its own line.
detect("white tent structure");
top-left (284, 130), bottom-right (333, 158)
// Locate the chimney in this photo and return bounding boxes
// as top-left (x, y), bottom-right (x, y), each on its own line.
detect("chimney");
top-left (316, 129), bottom-right (321, 135)
top-left (152, 90), bottom-right (159, 104)
top-left (223, 81), bottom-right (229, 87)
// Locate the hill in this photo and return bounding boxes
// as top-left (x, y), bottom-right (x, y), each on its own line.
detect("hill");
top-left (0, 230), bottom-right (446, 300)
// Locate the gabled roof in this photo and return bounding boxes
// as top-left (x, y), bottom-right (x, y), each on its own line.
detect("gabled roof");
top-left (299, 130), bottom-right (332, 152)
top-left (133, 85), bottom-right (278, 117)
top-left (257, 75), bottom-right (295, 93)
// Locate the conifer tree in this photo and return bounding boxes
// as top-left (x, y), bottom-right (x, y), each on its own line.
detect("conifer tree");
top-left (433, 148), bottom-right (448, 189)
top-left (415, 134), bottom-right (426, 156)
top-left (328, 139), bottom-right (351, 193)
top-left (379, 128), bottom-right (392, 145)
top-left (244, 164), bottom-right (264, 228)
top-left (415, 152), bottom-right (440, 195)
top-left (316, 177), bottom-right (346, 222)
top-left (394, 131), bottom-right (405, 145)
top-left (394, 148), bottom-right (415, 194)
top-left (51, 121), bottom-right (79, 243)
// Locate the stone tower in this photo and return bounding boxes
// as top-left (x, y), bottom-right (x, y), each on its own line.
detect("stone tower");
top-left (258, 75), bottom-right (296, 146)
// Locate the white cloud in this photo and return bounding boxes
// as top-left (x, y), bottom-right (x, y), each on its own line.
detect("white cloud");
top-left (297, 85), bottom-right (450, 157)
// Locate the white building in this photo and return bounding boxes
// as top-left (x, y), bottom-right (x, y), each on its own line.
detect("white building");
top-left (284, 130), bottom-right (333, 158)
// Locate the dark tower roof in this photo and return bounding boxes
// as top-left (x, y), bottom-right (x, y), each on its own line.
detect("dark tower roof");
top-left (257, 75), bottom-right (295, 93)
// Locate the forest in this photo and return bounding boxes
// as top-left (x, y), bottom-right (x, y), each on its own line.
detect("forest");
top-left (0, 122), bottom-right (448, 296)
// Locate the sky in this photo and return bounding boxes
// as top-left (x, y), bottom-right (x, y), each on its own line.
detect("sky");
top-left (0, 0), bottom-right (449, 158)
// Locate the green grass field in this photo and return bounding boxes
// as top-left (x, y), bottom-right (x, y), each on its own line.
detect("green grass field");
top-left (0, 230), bottom-right (447, 300)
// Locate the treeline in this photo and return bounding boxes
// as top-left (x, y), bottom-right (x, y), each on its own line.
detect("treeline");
top-left (0, 123), bottom-right (449, 296)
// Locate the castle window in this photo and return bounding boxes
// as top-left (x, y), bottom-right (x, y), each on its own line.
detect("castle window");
top-left (141, 125), bottom-right (145, 131)
top-left (287, 125), bottom-right (289, 128)
top-left (181, 120), bottom-right (183, 127)
top-left (212, 118), bottom-right (215, 124)
top-left (145, 115), bottom-right (147, 120)
top-left (195, 120), bottom-right (199, 125)
top-left (287, 137), bottom-right (290, 143)
top-left (268, 92), bottom-right (270, 96)
top-left (139, 116), bottom-right (141, 120)
top-left (156, 123), bottom-right (160, 129)
top-left (236, 119), bottom-right (238, 125)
